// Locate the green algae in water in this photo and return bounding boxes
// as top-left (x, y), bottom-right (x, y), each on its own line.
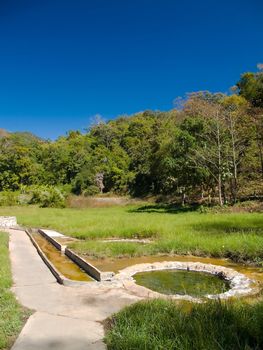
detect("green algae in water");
top-left (134, 269), bottom-right (230, 297)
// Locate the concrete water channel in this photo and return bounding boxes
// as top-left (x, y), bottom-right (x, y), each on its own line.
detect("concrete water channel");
top-left (32, 233), bottom-right (93, 282)
top-left (29, 228), bottom-right (263, 301)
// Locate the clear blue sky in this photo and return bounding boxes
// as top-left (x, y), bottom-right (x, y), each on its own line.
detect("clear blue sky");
top-left (0, 0), bottom-right (262, 139)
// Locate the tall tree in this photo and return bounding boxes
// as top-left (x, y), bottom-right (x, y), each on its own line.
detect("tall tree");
top-left (184, 93), bottom-right (229, 206)
top-left (221, 95), bottom-right (252, 201)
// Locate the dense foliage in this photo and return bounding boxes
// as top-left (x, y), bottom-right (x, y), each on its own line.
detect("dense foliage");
top-left (1, 69), bottom-right (263, 206)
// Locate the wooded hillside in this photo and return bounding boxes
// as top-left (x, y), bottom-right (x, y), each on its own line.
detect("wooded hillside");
top-left (1, 69), bottom-right (263, 206)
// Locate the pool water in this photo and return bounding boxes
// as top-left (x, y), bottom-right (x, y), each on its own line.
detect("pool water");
top-left (134, 269), bottom-right (230, 297)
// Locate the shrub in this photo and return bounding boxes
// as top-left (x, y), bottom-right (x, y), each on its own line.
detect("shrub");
top-left (30, 185), bottom-right (66, 208)
top-left (17, 193), bottom-right (31, 205)
top-left (83, 185), bottom-right (100, 196)
top-left (0, 191), bottom-right (19, 206)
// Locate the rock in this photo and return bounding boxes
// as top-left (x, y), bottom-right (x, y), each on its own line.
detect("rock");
top-left (0, 216), bottom-right (17, 228)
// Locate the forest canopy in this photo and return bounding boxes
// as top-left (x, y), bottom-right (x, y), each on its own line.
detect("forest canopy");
top-left (1, 68), bottom-right (263, 206)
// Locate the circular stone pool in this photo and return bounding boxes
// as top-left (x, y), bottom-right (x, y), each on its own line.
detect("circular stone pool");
top-left (134, 269), bottom-right (230, 297)
top-left (113, 261), bottom-right (256, 301)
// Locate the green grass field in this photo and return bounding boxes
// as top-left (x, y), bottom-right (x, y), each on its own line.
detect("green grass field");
top-left (0, 232), bottom-right (30, 350)
top-left (105, 299), bottom-right (263, 350)
top-left (1, 204), bottom-right (263, 349)
top-left (0, 204), bottom-right (262, 263)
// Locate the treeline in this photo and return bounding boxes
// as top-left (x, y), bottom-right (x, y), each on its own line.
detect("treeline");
top-left (0, 69), bottom-right (263, 206)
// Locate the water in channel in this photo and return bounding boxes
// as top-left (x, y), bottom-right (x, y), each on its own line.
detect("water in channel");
top-left (32, 233), bottom-right (93, 282)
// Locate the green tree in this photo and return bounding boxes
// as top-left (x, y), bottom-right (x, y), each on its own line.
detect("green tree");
top-left (237, 70), bottom-right (263, 107)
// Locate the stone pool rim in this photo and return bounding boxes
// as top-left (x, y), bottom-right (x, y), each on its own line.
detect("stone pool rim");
top-left (113, 261), bottom-right (256, 301)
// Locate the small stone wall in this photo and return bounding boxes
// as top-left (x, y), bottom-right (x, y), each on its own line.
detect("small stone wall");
top-left (0, 216), bottom-right (17, 228)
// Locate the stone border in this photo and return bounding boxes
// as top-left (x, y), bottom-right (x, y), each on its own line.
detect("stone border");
top-left (113, 261), bottom-right (256, 301)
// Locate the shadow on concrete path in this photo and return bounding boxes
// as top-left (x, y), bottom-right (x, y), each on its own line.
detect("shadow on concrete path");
top-left (8, 229), bottom-right (140, 350)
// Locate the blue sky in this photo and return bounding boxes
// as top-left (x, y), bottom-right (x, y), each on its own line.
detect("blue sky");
top-left (0, 0), bottom-right (262, 139)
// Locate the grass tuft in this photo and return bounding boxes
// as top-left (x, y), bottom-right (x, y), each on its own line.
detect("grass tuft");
top-left (0, 232), bottom-right (30, 350)
top-left (105, 299), bottom-right (263, 350)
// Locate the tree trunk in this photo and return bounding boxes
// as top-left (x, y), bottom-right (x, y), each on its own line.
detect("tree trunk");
top-left (230, 117), bottom-right (238, 202)
top-left (208, 193), bottom-right (211, 205)
top-left (255, 112), bottom-right (263, 179)
top-left (181, 192), bottom-right (186, 206)
top-left (258, 139), bottom-right (263, 179)
top-left (200, 186), bottom-right (204, 200)
top-left (216, 116), bottom-right (223, 206)
top-left (218, 174), bottom-right (223, 206)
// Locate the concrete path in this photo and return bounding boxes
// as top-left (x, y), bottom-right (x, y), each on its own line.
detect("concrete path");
top-left (7, 229), bottom-right (141, 350)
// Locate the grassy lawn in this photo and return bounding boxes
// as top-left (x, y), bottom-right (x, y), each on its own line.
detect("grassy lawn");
top-left (0, 232), bottom-right (30, 350)
top-left (1, 205), bottom-right (262, 349)
top-left (105, 299), bottom-right (263, 350)
top-left (0, 205), bottom-right (262, 264)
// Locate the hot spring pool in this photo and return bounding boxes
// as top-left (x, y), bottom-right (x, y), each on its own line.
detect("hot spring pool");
top-left (134, 269), bottom-right (230, 297)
